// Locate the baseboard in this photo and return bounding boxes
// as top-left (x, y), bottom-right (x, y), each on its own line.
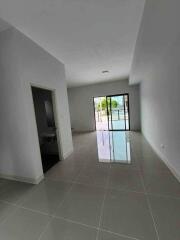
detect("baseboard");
top-left (63, 148), bottom-right (74, 159)
top-left (143, 134), bottom-right (180, 183)
top-left (72, 130), bottom-right (95, 134)
top-left (0, 173), bottom-right (44, 185)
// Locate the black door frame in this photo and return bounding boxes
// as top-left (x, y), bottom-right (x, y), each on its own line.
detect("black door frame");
top-left (93, 93), bottom-right (130, 131)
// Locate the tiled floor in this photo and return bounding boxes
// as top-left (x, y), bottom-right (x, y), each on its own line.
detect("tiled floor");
top-left (0, 131), bottom-right (180, 240)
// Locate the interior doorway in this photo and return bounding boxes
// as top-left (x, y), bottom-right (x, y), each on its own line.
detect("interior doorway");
top-left (31, 86), bottom-right (61, 173)
top-left (93, 94), bottom-right (130, 131)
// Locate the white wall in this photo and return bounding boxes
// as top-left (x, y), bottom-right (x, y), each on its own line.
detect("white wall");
top-left (130, 0), bottom-right (180, 178)
top-left (68, 79), bottom-right (141, 132)
top-left (0, 28), bottom-right (73, 183)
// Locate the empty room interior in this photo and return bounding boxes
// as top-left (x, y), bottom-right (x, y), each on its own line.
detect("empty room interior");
top-left (0, 0), bottom-right (180, 239)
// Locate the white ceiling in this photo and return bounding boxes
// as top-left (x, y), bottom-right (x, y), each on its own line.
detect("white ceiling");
top-left (0, 0), bottom-right (145, 87)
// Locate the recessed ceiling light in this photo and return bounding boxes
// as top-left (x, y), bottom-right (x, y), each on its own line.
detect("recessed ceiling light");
top-left (102, 70), bottom-right (109, 74)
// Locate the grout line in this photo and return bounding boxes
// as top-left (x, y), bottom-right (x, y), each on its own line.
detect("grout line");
top-left (52, 181), bottom-right (75, 214)
top-left (139, 171), bottom-right (160, 240)
top-left (11, 182), bottom-right (75, 217)
top-left (107, 187), bottom-right (145, 194)
top-left (0, 176), bottom-right (160, 240)
top-left (37, 217), bottom-right (53, 240)
top-left (16, 205), bottom-right (51, 216)
top-left (100, 229), bottom-right (141, 240)
top-left (0, 199), bottom-right (142, 240)
top-left (53, 215), bottom-right (142, 240)
top-left (146, 192), bottom-right (180, 200)
top-left (0, 205), bottom-right (19, 226)
top-left (46, 175), bottom-right (146, 194)
top-left (1, 175), bottom-right (178, 216)
top-left (95, 191), bottom-right (107, 240)
top-left (37, 181), bottom-right (75, 240)
top-left (53, 215), bottom-right (98, 230)
top-left (74, 181), bottom-right (107, 189)
top-left (95, 168), bottom-right (110, 240)
top-left (145, 197), bottom-right (160, 240)
top-left (44, 169), bottom-right (180, 200)
top-left (0, 200), bottom-right (54, 218)
top-left (47, 173), bottom-right (109, 190)
top-left (0, 181), bottom-right (144, 240)
top-left (0, 150), bottom-right (178, 240)
top-left (0, 199), bottom-right (17, 206)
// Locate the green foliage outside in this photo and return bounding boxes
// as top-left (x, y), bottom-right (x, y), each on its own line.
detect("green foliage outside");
top-left (97, 97), bottom-right (118, 111)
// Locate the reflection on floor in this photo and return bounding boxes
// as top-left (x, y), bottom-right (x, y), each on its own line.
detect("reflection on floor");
top-left (97, 131), bottom-right (131, 164)
top-left (0, 131), bottom-right (180, 240)
top-left (96, 119), bottom-right (129, 131)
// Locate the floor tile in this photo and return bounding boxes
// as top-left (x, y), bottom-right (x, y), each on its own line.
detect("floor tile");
top-left (98, 230), bottom-right (134, 240)
top-left (55, 183), bottom-right (105, 227)
top-left (75, 166), bottom-right (109, 187)
top-left (138, 156), bottom-right (171, 175)
top-left (101, 189), bottom-right (157, 240)
top-left (110, 159), bottom-right (139, 170)
top-left (108, 168), bottom-right (144, 192)
top-left (0, 208), bottom-right (50, 240)
top-left (0, 180), bottom-right (34, 204)
top-left (0, 131), bottom-right (179, 240)
top-left (45, 161), bottom-right (81, 182)
top-left (142, 171), bottom-right (180, 198)
top-left (0, 201), bottom-right (17, 224)
top-left (149, 195), bottom-right (180, 240)
top-left (40, 217), bottom-right (97, 240)
top-left (0, 178), bottom-right (9, 189)
top-left (19, 179), bottom-right (72, 214)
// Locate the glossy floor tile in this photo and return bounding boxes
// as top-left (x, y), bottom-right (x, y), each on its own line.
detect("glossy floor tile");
top-left (55, 183), bottom-right (105, 227)
top-left (101, 189), bottom-right (157, 240)
top-left (0, 208), bottom-right (50, 240)
top-left (40, 217), bottom-right (97, 240)
top-left (0, 131), bottom-right (179, 240)
top-left (98, 230), bottom-right (135, 240)
top-left (0, 180), bottom-right (34, 204)
top-left (142, 171), bottom-right (180, 198)
top-left (0, 201), bottom-right (17, 224)
top-left (0, 178), bottom-right (9, 189)
top-left (96, 131), bottom-right (131, 164)
top-left (19, 179), bottom-right (72, 214)
top-left (75, 165), bottom-right (109, 187)
top-left (108, 168), bottom-right (144, 192)
top-left (148, 195), bottom-right (180, 240)
top-left (45, 162), bottom-right (82, 182)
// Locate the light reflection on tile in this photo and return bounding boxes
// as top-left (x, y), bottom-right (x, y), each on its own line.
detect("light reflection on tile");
top-left (96, 131), bottom-right (131, 164)
top-left (0, 131), bottom-right (179, 240)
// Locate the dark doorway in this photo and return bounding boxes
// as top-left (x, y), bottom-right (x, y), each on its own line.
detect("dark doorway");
top-left (31, 86), bottom-right (60, 173)
top-left (93, 94), bottom-right (130, 131)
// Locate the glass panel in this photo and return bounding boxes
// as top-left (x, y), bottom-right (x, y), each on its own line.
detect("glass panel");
top-left (111, 96), bottom-right (125, 130)
top-left (106, 96), bottom-right (112, 130)
top-left (124, 95), bottom-right (129, 130)
top-left (94, 97), bottom-right (108, 130)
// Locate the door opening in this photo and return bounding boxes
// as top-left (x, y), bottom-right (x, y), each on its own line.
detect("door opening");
top-left (93, 94), bottom-right (130, 131)
top-left (31, 86), bottom-right (61, 173)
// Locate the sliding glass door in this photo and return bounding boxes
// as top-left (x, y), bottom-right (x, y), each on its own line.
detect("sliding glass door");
top-left (94, 94), bottom-right (130, 131)
top-left (107, 94), bottom-right (130, 131)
